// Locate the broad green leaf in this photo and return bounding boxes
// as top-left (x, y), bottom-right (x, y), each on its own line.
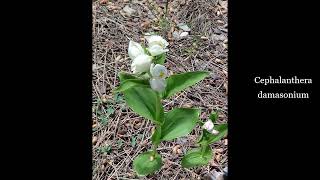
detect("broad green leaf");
top-left (181, 145), bottom-right (213, 168)
top-left (114, 79), bottom-right (150, 92)
top-left (133, 151), bottom-right (162, 176)
top-left (153, 53), bottom-right (166, 65)
top-left (119, 72), bottom-right (137, 81)
top-left (118, 72), bottom-right (163, 123)
top-left (209, 111), bottom-right (218, 123)
top-left (198, 124), bottom-right (228, 145)
top-left (163, 71), bottom-right (209, 99)
top-left (160, 108), bottom-right (199, 141)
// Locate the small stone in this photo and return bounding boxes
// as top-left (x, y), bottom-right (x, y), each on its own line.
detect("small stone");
top-left (180, 31), bottom-right (189, 37)
top-left (223, 43), bottom-right (228, 49)
top-left (122, 5), bottom-right (136, 16)
top-left (92, 64), bottom-right (97, 71)
top-left (177, 23), bottom-right (191, 31)
top-left (148, 14), bottom-right (155, 19)
top-left (172, 31), bottom-right (180, 40)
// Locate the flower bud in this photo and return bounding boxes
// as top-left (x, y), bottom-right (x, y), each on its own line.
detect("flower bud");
top-left (128, 41), bottom-right (145, 60)
top-left (131, 54), bottom-right (152, 74)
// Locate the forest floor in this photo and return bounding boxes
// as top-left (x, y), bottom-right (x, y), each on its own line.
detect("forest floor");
top-left (92, 0), bottom-right (228, 179)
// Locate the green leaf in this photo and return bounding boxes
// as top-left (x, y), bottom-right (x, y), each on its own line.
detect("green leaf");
top-left (163, 71), bottom-right (209, 99)
top-left (209, 111), bottom-right (218, 123)
top-left (198, 124), bottom-right (228, 145)
top-left (160, 108), bottom-right (199, 141)
top-left (133, 151), bottom-right (162, 176)
top-left (181, 145), bottom-right (213, 168)
top-left (119, 72), bottom-right (137, 81)
top-left (153, 53), bottom-right (166, 65)
top-left (114, 79), bottom-right (150, 92)
top-left (118, 72), bottom-right (163, 123)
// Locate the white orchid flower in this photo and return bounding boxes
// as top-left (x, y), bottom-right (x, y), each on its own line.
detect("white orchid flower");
top-left (150, 64), bottom-right (168, 79)
top-left (131, 54), bottom-right (152, 74)
top-left (202, 120), bottom-right (219, 135)
top-left (147, 44), bottom-right (169, 56)
top-left (149, 78), bottom-right (167, 92)
top-left (128, 41), bottom-right (145, 60)
top-left (145, 35), bottom-right (169, 47)
top-left (149, 63), bottom-right (168, 92)
top-left (145, 35), bottom-right (169, 56)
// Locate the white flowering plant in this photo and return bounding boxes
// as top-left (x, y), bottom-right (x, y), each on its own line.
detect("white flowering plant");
top-left (114, 35), bottom-right (227, 176)
top-left (181, 111), bottom-right (228, 168)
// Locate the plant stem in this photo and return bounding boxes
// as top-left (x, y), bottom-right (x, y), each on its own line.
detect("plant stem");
top-left (150, 92), bottom-right (162, 157)
top-left (152, 144), bottom-right (157, 156)
top-left (155, 92), bottom-right (160, 122)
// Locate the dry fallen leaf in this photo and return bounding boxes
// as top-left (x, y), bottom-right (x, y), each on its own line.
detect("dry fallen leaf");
top-left (151, 126), bottom-right (156, 134)
top-left (172, 145), bottom-right (181, 154)
top-left (210, 158), bottom-right (218, 167)
top-left (92, 136), bottom-right (98, 144)
top-left (99, 0), bottom-right (108, 5)
top-left (224, 82), bottom-right (228, 93)
top-left (141, 20), bottom-right (151, 28)
top-left (115, 55), bottom-right (122, 62)
top-left (215, 58), bottom-right (223, 63)
top-left (215, 153), bottom-right (222, 162)
top-left (216, 148), bottom-right (224, 153)
top-left (184, 103), bottom-right (193, 108)
top-left (222, 69), bottom-right (228, 76)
